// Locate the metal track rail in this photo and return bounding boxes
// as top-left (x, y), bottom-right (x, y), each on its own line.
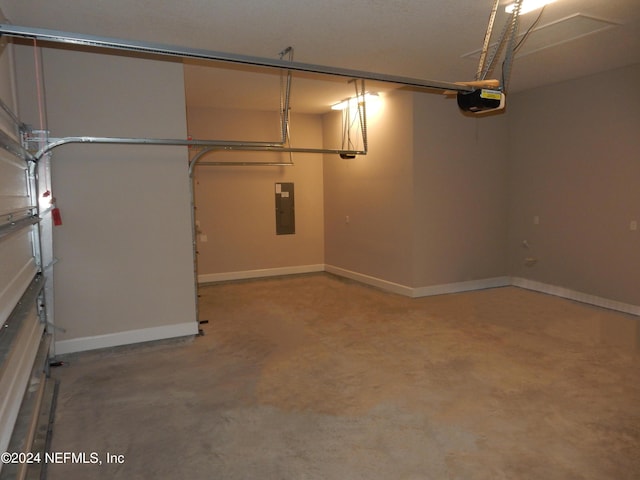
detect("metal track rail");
top-left (0, 24), bottom-right (475, 94)
top-left (35, 136), bottom-right (284, 161)
top-left (35, 136), bottom-right (367, 163)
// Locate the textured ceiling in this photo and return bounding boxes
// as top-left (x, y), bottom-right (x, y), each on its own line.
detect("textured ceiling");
top-left (1, 0), bottom-right (639, 113)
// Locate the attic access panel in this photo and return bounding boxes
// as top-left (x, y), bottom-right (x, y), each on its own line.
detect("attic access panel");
top-left (275, 183), bottom-right (295, 235)
top-left (462, 13), bottom-right (619, 60)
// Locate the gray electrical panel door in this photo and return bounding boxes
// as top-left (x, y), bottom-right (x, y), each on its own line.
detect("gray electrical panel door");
top-left (275, 183), bottom-right (295, 235)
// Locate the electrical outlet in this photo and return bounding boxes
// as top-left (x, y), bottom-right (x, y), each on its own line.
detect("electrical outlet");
top-left (631, 220), bottom-right (638, 231)
top-left (533, 215), bottom-right (540, 225)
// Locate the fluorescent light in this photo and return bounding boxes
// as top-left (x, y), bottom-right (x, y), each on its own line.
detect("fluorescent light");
top-left (331, 92), bottom-right (380, 111)
top-left (505, 0), bottom-right (556, 15)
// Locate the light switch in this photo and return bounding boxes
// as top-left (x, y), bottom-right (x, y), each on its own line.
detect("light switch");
top-left (631, 220), bottom-right (638, 231)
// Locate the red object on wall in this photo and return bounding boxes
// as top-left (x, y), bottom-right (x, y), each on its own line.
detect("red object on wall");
top-left (52, 207), bottom-right (62, 226)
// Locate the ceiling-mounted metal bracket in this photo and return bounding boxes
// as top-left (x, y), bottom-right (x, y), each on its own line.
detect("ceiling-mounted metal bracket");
top-left (337, 79), bottom-right (368, 158)
top-left (478, 0), bottom-right (524, 91)
top-left (278, 46), bottom-right (294, 165)
top-left (457, 0), bottom-right (525, 115)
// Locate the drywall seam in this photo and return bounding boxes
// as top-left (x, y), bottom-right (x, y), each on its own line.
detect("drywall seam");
top-left (511, 277), bottom-right (640, 317)
top-left (198, 264), bottom-right (325, 284)
top-left (54, 322), bottom-right (199, 355)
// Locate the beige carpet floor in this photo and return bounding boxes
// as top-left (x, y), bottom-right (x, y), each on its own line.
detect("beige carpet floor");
top-left (48, 273), bottom-right (640, 479)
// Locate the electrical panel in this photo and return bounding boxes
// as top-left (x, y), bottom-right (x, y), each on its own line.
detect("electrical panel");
top-left (275, 183), bottom-right (295, 235)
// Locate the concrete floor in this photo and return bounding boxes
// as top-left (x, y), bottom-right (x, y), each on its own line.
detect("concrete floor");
top-left (48, 273), bottom-right (640, 479)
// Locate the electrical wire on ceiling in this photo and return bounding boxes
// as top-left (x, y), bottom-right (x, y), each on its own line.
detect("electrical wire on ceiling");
top-left (476, 0), bottom-right (552, 92)
top-left (503, 2), bottom-right (524, 92)
top-left (514, 6), bottom-right (547, 53)
top-left (501, 5), bottom-right (547, 92)
top-left (479, 2), bottom-right (518, 83)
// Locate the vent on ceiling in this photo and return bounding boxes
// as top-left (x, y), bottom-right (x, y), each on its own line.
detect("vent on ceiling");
top-left (462, 13), bottom-right (619, 60)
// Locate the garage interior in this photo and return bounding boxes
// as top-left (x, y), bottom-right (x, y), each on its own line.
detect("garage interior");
top-left (0, 0), bottom-right (639, 479)
top-left (50, 275), bottom-right (640, 479)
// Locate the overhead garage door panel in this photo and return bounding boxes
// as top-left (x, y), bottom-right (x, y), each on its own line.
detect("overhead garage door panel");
top-left (0, 294), bottom-right (45, 465)
top-left (0, 36), bottom-right (52, 474)
top-left (0, 149), bottom-right (31, 217)
top-left (0, 139), bottom-right (36, 330)
top-left (0, 229), bottom-right (38, 328)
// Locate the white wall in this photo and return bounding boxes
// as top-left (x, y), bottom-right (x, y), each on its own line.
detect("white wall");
top-left (187, 107), bottom-right (325, 280)
top-left (14, 46), bottom-right (198, 353)
top-left (323, 89), bottom-right (510, 292)
top-left (323, 90), bottom-right (415, 288)
top-left (508, 64), bottom-right (640, 307)
top-left (412, 92), bottom-right (510, 288)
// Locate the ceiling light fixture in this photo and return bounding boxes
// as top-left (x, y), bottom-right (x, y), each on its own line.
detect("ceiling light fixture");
top-left (331, 92), bottom-right (380, 111)
top-left (505, 0), bottom-right (556, 15)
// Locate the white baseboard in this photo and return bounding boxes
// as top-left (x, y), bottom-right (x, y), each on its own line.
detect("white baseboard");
top-left (198, 264), bottom-right (325, 284)
top-left (325, 265), bottom-right (510, 299)
top-left (412, 276), bottom-right (512, 298)
top-left (511, 277), bottom-right (640, 317)
top-left (324, 265), bottom-right (415, 296)
top-left (324, 269), bottom-right (639, 316)
top-left (52, 272), bottom-right (638, 355)
top-left (54, 321), bottom-right (199, 355)
top-left (200, 263), bottom-right (507, 299)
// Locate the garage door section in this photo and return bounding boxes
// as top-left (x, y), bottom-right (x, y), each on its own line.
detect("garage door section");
top-left (0, 43), bottom-right (55, 479)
